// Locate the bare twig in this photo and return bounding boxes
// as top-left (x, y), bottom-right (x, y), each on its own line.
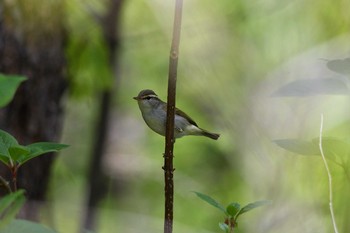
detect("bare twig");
top-left (163, 0), bottom-right (183, 233)
top-left (319, 114), bottom-right (339, 233)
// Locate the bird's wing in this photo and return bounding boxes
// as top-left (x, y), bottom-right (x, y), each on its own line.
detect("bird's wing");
top-left (175, 107), bottom-right (198, 127)
top-left (162, 102), bottom-right (199, 127)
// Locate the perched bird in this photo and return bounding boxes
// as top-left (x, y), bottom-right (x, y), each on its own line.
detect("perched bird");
top-left (133, 89), bottom-right (220, 140)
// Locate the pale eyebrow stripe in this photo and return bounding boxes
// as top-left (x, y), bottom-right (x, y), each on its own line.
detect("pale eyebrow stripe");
top-left (141, 94), bottom-right (158, 99)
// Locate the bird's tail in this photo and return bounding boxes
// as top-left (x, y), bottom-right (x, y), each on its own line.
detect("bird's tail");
top-left (200, 129), bottom-right (220, 140)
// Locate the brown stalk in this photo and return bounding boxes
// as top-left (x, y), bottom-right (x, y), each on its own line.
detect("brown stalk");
top-left (163, 0), bottom-right (183, 233)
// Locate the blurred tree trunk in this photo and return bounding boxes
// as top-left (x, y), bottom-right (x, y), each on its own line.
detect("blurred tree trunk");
top-left (0, 1), bottom-right (66, 220)
top-left (82, 0), bottom-right (125, 232)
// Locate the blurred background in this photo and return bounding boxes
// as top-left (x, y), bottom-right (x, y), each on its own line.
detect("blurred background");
top-left (1, 0), bottom-right (350, 232)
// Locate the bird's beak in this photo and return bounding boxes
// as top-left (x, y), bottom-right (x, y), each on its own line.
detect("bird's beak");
top-left (133, 96), bottom-right (139, 100)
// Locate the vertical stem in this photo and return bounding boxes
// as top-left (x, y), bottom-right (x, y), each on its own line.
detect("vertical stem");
top-left (319, 114), bottom-right (339, 233)
top-left (163, 1), bottom-right (183, 233)
top-left (12, 166), bottom-right (18, 192)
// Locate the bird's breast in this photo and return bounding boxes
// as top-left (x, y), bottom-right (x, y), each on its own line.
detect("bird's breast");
top-left (141, 108), bottom-right (167, 136)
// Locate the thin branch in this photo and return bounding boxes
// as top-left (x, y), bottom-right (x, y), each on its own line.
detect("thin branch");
top-left (319, 114), bottom-right (339, 233)
top-left (163, 0), bottom-right (183, 233)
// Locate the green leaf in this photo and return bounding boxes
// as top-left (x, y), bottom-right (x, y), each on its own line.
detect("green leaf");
top-left (226, 202), bottom-right (240, 217)
top-left (274, 139), bottom-right (319, 155)
top-left (0, 131), bottom-right (68, 166)
top-left (0, 130), bottom-right (19, 155)
top-left (236, 200), bottom-right (272, 218)
top-left (0, 190), bottom-right (24, 213)
top-left (0, 130), bottom-right (20, 166)
top-left (326, 58), bottom-right (350, 75)
top-left (18, 142), bottom-right (69, 165)
top-left (0, 74), bottom-right (26, 107)
top-left (271, 78), bottom-right (349, 97)
top-left (0, 190), bottom-right (26, 229)
top-left (0, 219), bottom-right (57, 233)
top-left (219, 222), bottom-right (229, 232)
top-left (193, 192), bottom-right (226, 214)
top-left (8, 146), bottom-right (30, 162)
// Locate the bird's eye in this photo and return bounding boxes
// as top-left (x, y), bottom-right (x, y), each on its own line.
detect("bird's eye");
top-left (145, 96), bottom-right (152, 100)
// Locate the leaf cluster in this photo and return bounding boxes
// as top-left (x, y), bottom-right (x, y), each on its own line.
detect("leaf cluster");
top-left (193, 192), bottom-right (271, 232)
top-left (0, 130), bottom-right (68, 169)
top-left (0, 74), bottom-right (68, 232)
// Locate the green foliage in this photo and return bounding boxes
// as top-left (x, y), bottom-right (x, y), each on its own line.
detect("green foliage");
top-left (0, 74), bottom-right (26, 108)
top-left (65, 0), bottom-right (112, 98)
top-left (0, 219), bottom-right (57, 233)
top-left (193, 191), bottom-right (226, 213)
top-left (2, 0), bottom-right (64, 44)
top-left (275, 136), bottom-right (350, 185)
top-left (271, 78), bottom-right (349, 97)
top-left (235, 200), bottom-right (272, 218)
top-left (274, 137), bottom-right (350, 165)
top-left (38, 0), bottom-right (350, 231)
top-left (326, 58), bottom-right (350, 75)
top-left (0, 190), bottom-right (25, 229)
top-left (0, 130), bottom-right (69, 168)
top-left (226, 202), bottom-right (240, 217)
top-left (194, 192), bottom-right (271, 232)
top-left (0, 73), bottom-right (67, 232)
top-left (274, 139), bottom-right (320, 156)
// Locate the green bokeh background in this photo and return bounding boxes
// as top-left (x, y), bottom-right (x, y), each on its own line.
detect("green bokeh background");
top-left (12, 0), bottom-right (349, 232)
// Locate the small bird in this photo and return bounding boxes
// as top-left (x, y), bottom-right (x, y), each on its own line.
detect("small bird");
top-left (133, 89), bottom-right (220, 140)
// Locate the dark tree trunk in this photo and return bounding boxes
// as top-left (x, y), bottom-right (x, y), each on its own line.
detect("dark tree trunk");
top-left (0, 2), bottom-right (66, 220)
top-left (82, 0), bottom-right (125, 232)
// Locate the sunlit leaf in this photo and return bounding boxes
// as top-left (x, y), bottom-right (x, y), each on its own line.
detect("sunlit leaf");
top-left (226, 202), bottom-right (240, 217)
top-left (274, 139), bottom-right (319, 155)
top-left (0, 130), bottom-right (20, 166)
top-left (271, 78), bottom-right (349, 96)
top-left (8, 146), bottom-right (30, 163)
top-left (0, 74), bottom-right (26, 107)
top-left (236, 200), bottom-right (272, 218)
top-left (18, 142), bottom-right (69, 165)
top-left (0, 131), bottom-right (68, 166)
top-left (326, 58), bottom-right (350, 75)
top-left (0, 130), bottom-right (19, 155)
top-left (0, 190), bottom-right (25, 229)
top-left (0, 219), bottom-right (56, 233)
top-left (193, 192), bottom-right (226, 214)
